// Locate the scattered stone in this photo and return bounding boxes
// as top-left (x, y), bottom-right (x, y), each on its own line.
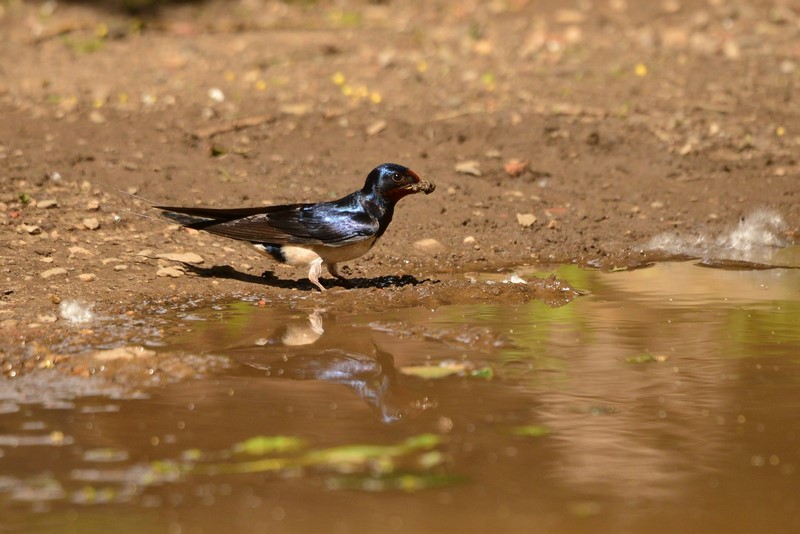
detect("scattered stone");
top-left (366, 119), bottom-right (387, 136)
top-left (113, 264), bottom-right (128, 271)
top-left (78, 273), bottom-right (97, 282)
top-left (89, 110), bottom-right (107, 124)
top-left (779, 60), bottom-right (796, 75)
top-left (485, 148), bottom-right (501, 159)
top-left (548, 219), bottom-right (560, 230)
top-left (463, 235), bottom-right (476, 245)
top-left (40, 257), bottom-right (54, 263)
top-left (19, 224), bottom-right (41, 235)
top-left (413, 238), bottom-right (445, 254)
top-left (82, 217), bottom-right (100, 230)
top-left (86, 199), bottom-right (101, 211)
top-left (722, 40), bottom-right (741, 61)
top-left (208, 87), bottom-right (225, 103)
top-left (36, 314), bottom-right (58, 324)
top-left (36, 199), bottom-right (58, 209)
top-left (41, 267), bottom-right (68, 279)
top-left (516, 213), bottom-right (537, 227)
top-left (455, 160), bottom-right (481, 176)
top-left (91, 346), bottom-right (156, 362)
top-left (503, 159), bottom-right (528, 177)
top-left (555, 8), bottom-right (586, 23)
top-left (69, 246), bottom-right (93, 256)
top-left (156, 252), bottom-right (204, 264)
top-left (157, 266), bottom-right (185, 278)
top-left (650, 200), bottom-right (664, 209)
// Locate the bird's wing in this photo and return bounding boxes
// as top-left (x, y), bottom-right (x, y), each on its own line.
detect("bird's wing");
top-left (156, 200), bottom-right (379, 246)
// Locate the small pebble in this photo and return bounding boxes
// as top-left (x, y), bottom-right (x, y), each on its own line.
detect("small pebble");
top-left (413, 238), bottom-right (445, 254)
top-left (779, 60), bottom-right (796, 75)
top-left (113, 264), bottom-right (128, 271)
top-left (366, 119), bottom-right (387, 136)
top-left (516, 213), bottom-right (537, 227)
top-left (36, 199), bottom-right (58, 209)
top-left (503, 159), bottom-right (528, 177)
top-left (78, 273), bottom-right (97, 282)
top-left (19, 224), bottom-right (41, 235)
top-left (68, 246), bottom-right (93, 256)
top-left (89, 111), bottom-right (107, 124)
top-left (83, 217), bottom-right (100, 230)
top-left (454, 160), bottom-right (482, 176)
top-left (156, 252), bottom-right (204, 264)
top-left (208, 87), bottom-right (225, 103)
top-left (41, 267), bottom-right (68, 279)
top-left (157, 267), bottom-right (185, 278)
top-left (463, 235), bottom-right (476, 245)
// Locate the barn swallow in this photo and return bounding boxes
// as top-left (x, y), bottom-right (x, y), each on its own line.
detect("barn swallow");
top-left (156, 163), bottom-right (435, 291)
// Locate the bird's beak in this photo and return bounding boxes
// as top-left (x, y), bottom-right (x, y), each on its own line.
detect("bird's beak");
top-left (405, 170), bottom-right (436, 195)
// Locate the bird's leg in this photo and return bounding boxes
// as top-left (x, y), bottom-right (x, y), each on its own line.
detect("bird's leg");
top-left (307, 258), bottom-right (326, 292)
top-left (326, 263), bottom-right (353, 287)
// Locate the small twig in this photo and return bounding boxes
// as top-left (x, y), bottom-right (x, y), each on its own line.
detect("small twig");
top-left (30, 22), bottom-right (93, 45)
top-left (191, 114), bottom-right (275, 140)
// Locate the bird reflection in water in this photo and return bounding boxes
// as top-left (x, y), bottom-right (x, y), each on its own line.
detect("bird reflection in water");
top-left (225, 310), bottom-right (436, 424)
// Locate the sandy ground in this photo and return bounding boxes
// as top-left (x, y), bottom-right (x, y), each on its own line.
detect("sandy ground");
top-left (1, 0), bottom-right (798, 368)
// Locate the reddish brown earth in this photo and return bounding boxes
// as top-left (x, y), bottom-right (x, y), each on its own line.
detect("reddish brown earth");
top-left (1, 0), bottom-right (798, 368)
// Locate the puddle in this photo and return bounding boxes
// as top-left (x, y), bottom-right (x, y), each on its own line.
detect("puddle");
top-left (2, 262), bottom-right (800, 532)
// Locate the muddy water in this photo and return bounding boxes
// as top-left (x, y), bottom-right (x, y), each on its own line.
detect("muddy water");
top-left (2, 262), bottom-right (800, 533)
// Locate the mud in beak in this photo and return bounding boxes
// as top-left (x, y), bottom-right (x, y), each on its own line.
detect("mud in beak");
top-left (409, 180), bottom-right (436, 194)
top-left (405, 170), bottom-right (436, 194)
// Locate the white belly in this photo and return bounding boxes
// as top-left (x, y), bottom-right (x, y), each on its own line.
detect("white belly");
top-left (253, 236), bottom-right (377, 267)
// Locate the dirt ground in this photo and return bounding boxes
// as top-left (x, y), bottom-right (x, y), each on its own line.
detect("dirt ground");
top-left (1, 0), bottom-right (798, 367)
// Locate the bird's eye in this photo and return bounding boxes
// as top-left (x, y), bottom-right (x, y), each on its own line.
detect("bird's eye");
top-left (391, 173), bottom-right (404, 183)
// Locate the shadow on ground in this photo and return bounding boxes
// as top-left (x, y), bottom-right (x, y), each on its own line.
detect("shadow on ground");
top-left (182, 263), bottom-right (436, 291)
top-left (59, 0), bottom-right (208, 15)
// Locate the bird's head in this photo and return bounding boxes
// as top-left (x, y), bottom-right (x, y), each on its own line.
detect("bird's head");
top-left (363, 163), bottom-right (436, 203)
